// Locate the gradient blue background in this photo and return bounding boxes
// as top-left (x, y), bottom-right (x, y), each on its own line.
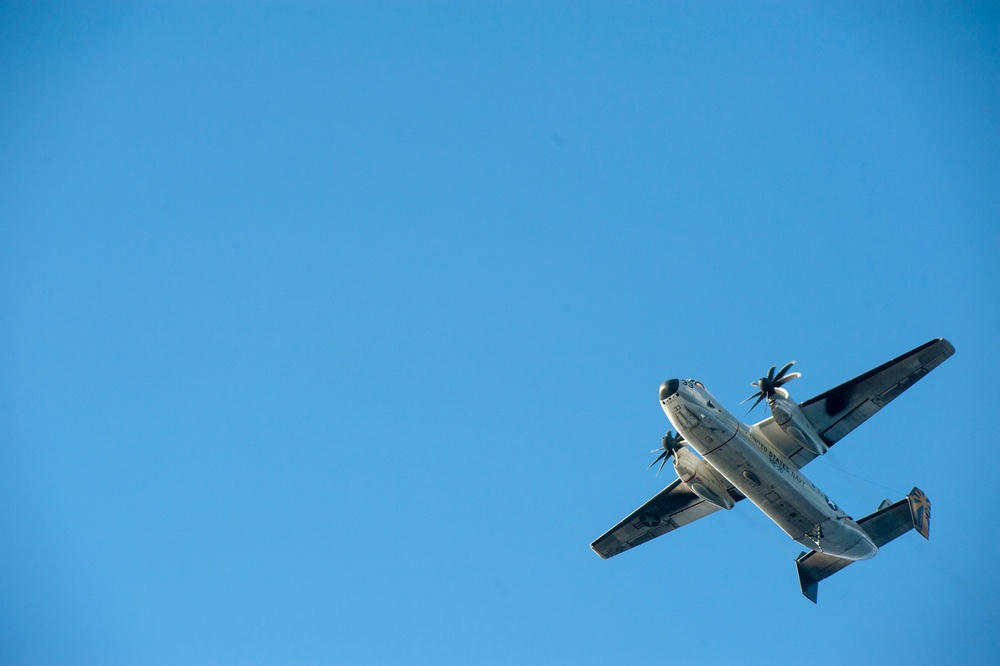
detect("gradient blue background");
top-left (2, 2), bottom-right (998, 663)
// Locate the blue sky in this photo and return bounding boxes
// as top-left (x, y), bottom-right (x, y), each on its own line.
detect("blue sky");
top-left (2, 2), bottom-right (998, 663)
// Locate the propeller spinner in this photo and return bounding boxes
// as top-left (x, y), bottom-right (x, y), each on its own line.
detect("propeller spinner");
top-left (648, 430), bottom-right (685, 475)
top-left (742, 361), bottom-right (801, 412)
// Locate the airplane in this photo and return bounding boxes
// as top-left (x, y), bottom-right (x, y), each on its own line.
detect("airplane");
top-left (591, 338), bottom-right (954, 602)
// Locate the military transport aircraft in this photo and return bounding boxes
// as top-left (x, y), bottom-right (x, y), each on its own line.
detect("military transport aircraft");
top-left (591, 338), bottom-right (954, 602)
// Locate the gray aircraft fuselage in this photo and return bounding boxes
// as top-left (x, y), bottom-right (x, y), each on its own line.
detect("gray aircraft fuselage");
top-left (660, 378), bottom-right (877, 560)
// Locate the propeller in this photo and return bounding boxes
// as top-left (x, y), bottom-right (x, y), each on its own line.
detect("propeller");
top-left (648, 430), bottom-right (685, 475)
top-left (742, 361), bottom-right (801, 412)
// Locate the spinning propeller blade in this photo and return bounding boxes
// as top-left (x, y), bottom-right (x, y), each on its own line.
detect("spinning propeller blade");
top-left (648, 430), bottom-right (685, 475)
top-left (743, 360), bottom-right (801, 412)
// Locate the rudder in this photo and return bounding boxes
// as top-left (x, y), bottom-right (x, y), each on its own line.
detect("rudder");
top-left (907, 487), bottom-right (930, 539)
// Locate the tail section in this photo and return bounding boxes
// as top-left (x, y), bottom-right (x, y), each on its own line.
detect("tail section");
top-left (795, 488), bottom-right (930, 603)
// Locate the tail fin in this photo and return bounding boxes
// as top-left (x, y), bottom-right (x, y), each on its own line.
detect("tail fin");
top-left (907, 487), bottom-right (931, 539)
top-left (794, 488), bottom-right (931, 603)
top-left (795, 550), bottom-right (851, 603)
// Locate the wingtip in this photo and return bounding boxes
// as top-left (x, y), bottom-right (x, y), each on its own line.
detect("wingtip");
top-left (939, 337), bottom-right (955, 355)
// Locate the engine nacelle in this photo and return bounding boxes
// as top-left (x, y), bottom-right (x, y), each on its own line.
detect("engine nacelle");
top-left (769, 395), bottom-right (829, 456)
top-left (674, 447), bottom-right (736, 510)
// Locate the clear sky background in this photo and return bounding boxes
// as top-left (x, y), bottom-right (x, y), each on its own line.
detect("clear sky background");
top-left (2, 2), bottom-right (998, 664)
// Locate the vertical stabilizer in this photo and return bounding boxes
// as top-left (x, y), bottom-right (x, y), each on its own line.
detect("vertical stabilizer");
top-left (907, 487), bottom-right (931, 539)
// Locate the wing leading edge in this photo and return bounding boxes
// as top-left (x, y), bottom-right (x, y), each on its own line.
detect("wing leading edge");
top-left (758, 338), bottom-right (954, 469)
top-left (590, 480), bottom-right (744, 558)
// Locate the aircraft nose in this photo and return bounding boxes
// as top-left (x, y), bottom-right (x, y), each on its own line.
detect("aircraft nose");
top-left (659, 379), bottom-right (680, 401)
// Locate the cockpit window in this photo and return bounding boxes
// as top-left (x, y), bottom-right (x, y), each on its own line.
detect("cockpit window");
top-left (694, 381), bottom-right (704, 389)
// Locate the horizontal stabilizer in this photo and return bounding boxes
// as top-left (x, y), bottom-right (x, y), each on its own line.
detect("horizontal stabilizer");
top-left (858, 487), bottom-right (930, 545)
top-left (795, 488), bottom-right (931, 602)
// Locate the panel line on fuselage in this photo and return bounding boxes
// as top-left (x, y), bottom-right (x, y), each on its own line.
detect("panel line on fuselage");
top-left (701, 421), bottom-right (740, 456)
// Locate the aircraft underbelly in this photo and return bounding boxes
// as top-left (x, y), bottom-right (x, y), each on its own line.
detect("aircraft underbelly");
top-left (706, 433), bottom-right (824, 533)
top-left (678, 413), bottom-right (871, 558)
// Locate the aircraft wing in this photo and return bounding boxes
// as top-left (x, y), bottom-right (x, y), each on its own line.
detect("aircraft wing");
top-left (591, 480), bottom-right (744, 558)
top-left (757, 338), bottom-right (955, 469)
